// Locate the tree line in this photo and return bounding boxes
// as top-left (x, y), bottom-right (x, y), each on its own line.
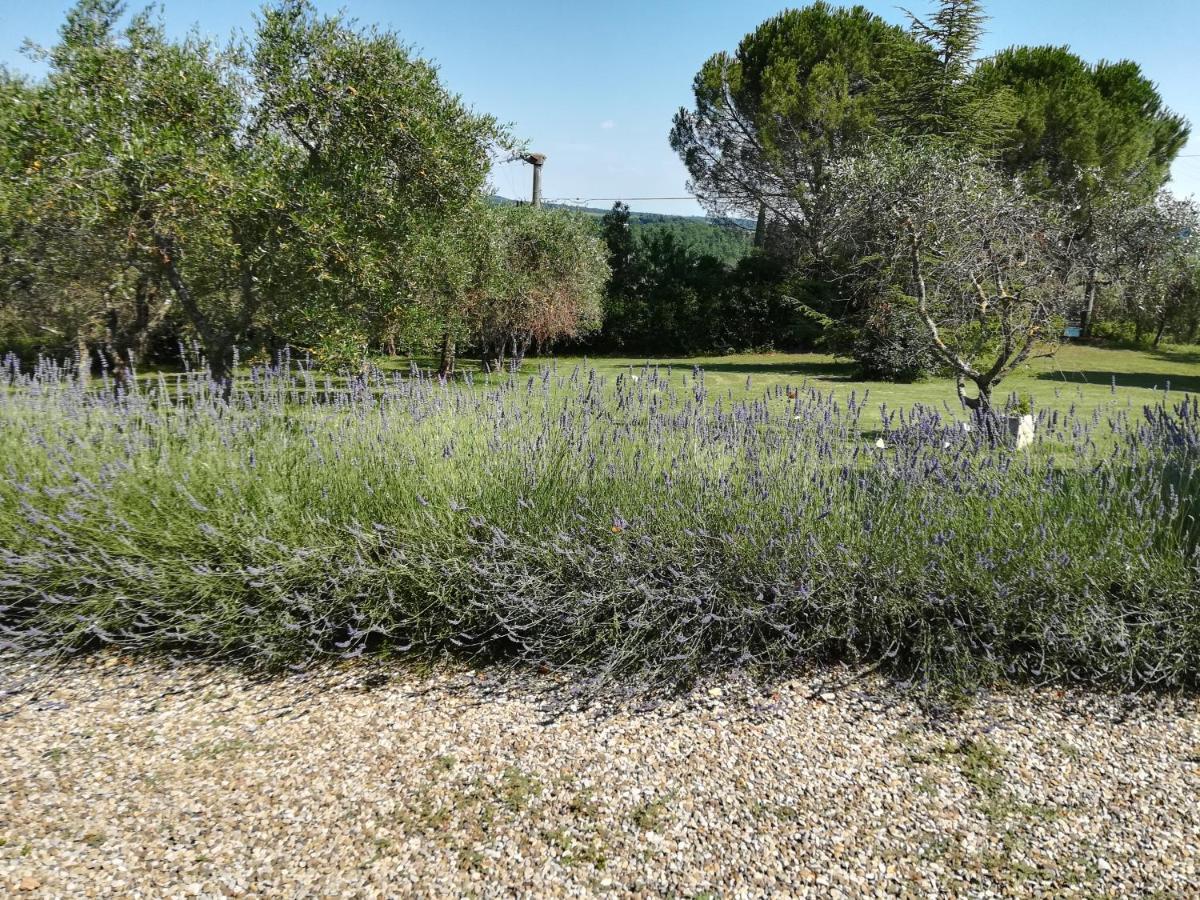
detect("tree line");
top-left (592, 0), bottom-right (1197, 404)
top-left (1, 0), bottom-right (1197, 405)
top-left (0, 0), bottom-right (608, 386)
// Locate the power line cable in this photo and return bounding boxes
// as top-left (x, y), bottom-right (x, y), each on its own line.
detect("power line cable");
top-left (541, 197), bottom-right (699, 204)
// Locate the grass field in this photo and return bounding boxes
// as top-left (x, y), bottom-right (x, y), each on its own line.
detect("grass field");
top-left (107, 341), bottom-right (1198, 423)
top-left (518, 343), bottom-right (1200, 424)
top-left (346, 343), bottom-right (1200, 433)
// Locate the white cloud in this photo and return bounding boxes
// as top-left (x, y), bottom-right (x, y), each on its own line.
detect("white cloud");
top-left (600, 119), bottom-right (616, 130)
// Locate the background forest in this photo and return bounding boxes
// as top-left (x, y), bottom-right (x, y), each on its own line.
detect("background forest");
top-left (0, 0), bottom-right (1196, 390)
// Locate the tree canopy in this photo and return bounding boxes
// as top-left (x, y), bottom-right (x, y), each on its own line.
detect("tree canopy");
top-left (879, 0), bottom-right (1015, 148)
top-left (0, 0), bottom-right (509, 382)
top-left (471, 205), bottom-right (609, 371)
top-left (670, 2), bottom-right (923, 257)
top-left (973, 45), bottom-right (1189, 200)
top-left (250, 0), bottom-right (508, 367)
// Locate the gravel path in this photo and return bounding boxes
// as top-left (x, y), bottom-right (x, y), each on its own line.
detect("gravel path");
top-left (2, 656), bottom-right (1198, 898)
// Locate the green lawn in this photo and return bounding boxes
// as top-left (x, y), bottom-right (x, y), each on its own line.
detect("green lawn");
top-left (115, 341), bottom-right (1200, 429)
top-left (516, 343), bottom-right (1200, 426)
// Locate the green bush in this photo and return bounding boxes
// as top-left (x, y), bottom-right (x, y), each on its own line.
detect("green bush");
top-left (2, 358), bottom-right (1199, 696)
top-left (850, 300), bottom-right (939, 382)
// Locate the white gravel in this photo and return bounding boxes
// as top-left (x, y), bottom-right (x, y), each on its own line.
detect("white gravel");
top-left (2, 655), bottom-right (1199, 897)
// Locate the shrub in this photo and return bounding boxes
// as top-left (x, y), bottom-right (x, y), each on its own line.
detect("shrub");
top-left (1, 354), bottom-right (1199, 695)
top-left (850, 299), bottom-right (940, 382)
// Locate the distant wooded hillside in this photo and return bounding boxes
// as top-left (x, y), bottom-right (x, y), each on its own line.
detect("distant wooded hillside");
top-left (490, 196), bottom-right (754, 265)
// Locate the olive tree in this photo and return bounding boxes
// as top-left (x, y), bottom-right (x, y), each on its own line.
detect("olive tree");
top-left (472, 206), bottom-right (608, 372)
top-left (2, 0), bottom-right (507, 386)
top-left (249, 1), bottom-right (508, 370)
top-left (401, 202), bottom-right (504, 377)
top-left (399, 204), bottom-right (608, 376)
top-left (0, 2), bottom-right (237, 382)
top-left (1114, 193), bottom-right (1200, 346)
top-left (828, 143), bottom-right (1074, 412)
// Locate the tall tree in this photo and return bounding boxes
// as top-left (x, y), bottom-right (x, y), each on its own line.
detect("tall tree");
top-left (974, 47), bottom-right (1189, 200)
top-left (597, 202), bottom-right (642, 350)
top-left (974, 46), bottom-right (1190, 338)
top-left (828, 142), bottom-right (1074, 411)
top-left (0, 2), bottom-right (230, 382)
top-left (600, 202), bottom-right (638, 299)
top-left (881, 0), bottom-right (1015, 149)
top-left (249, 1), bottom-right (507, 371)
top-left (402, 202), bottom-right (501, 376)
top-left (5, 0), bottom-right (291, 386)
top-left (670, 3), bottom-right (923, 261)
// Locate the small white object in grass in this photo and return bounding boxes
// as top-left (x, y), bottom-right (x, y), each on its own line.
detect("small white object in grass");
top-left (874, 438), bottom-right (886, 449)
top-left (1013, 413), bottom-right (1035, 450)
top-left (961, 422), bottom-right (972, 433)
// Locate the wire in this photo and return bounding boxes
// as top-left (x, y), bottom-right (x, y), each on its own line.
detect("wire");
top-left (541, 197), bottom-right (700, 204)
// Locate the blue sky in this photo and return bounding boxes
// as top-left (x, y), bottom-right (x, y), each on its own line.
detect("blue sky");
top-left (1, 0), bottom-right (1197, 215)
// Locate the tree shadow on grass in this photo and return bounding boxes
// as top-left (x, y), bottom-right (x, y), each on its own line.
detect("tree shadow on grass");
top-left (1033, 369), bottom-right (1200, 394)
top-left (688, 359), bottom-right (858, 380)
top-left (1147, 346), bottom-right (1200, 368)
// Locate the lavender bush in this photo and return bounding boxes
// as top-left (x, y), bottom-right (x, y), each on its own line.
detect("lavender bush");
top-left (2, 353), bottom-right (1198, 693)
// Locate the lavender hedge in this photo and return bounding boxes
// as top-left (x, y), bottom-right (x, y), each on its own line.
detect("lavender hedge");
top-left (2, 354), bottom-right (1199, 692)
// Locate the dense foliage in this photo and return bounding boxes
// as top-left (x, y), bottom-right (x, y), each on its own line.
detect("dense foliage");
top-left (0, 1), bottom-right (610, 378)
top-left (974, 46), bottom-right (1189, 200)
top-left (514, 200), bottom-right (755, 267)
top-left (3, 356), bottom-right (1199, 694)
top-left (973, 45), bottom-right (1192, 341)
top-left (587, 203), bottom-right (821, 355)
top-left (667, 0), bottom-right (1196, 383)
top-left (849, 301), bottom-right (940, 383)
top-left (462, 205), bottom-right (609, 373)
top-left (0, 1), bottom-right (511, 382)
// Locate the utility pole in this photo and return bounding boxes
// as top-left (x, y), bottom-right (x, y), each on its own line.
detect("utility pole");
top-left (520, 153), bottom-right (545, 207)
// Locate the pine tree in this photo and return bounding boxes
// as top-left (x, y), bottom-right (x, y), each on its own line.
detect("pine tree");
top-left (601, 202), bottom-right (638, 299)
top-left (882, 0), bottom-right (1015, 150)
